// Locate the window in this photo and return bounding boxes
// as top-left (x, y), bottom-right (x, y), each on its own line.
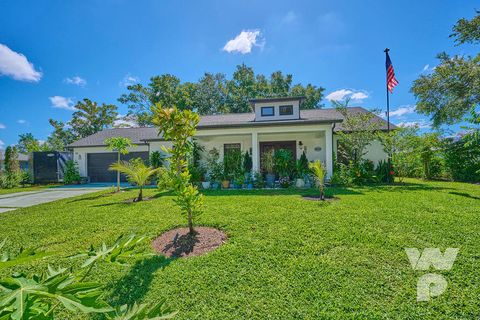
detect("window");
top-left (261, 106), bottom-right (275, 116)
top-left (224, 143), bottom-right (241, 156)
top-left (279, 105), bottom-right (293, 115)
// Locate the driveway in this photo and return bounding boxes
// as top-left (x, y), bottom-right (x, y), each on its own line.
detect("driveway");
top-left (0, 187), bottom-right (107, 213)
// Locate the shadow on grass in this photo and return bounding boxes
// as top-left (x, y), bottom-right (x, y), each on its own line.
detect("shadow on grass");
top-left (201, 187), bottom-right (363, 197)
top-left (347, 182), bottom-right (455, 193)
top-left (448, 191), bottom-right (480, 200)
top-left (108, 255), bottom-right (174, 307)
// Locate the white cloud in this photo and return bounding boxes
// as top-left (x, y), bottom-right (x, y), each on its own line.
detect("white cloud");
top-left (64, 76), bottom-right (86, 87)
top-left (120, 74), bottom-right (140, 87)
top-left (282, 11), bottom-right (297, 24)
top-left (397, 120), bottom-right (431, 129)
top-left (222, 30), bottom-right (264, 54)
top-left (389, 105), bottom-right (416, 118)
top-left (0, 123), bottom-right (5, 129)
top-left (0, 140), bottom-right (4, 149)
top-left (0, 43), bottom-right (42, 82)
top-left (49, 96), bottom-right (75, 111)
top-left (17, 119), bottom-right (27, 124)
top-left (325, 89), bottom-right (369, 103)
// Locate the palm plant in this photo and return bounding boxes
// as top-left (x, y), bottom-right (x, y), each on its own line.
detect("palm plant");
top-left (309, 160), bottom-right (326, 200)
top-left (105, 137), bottom-right (134, 192)
top-left (109, 158), bottom-right (160, 201)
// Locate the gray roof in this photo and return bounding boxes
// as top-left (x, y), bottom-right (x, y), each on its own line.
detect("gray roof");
top-left (68, 107), bottom-right (395, 147)
top-left (68, 127), bottom-right (159, 147)
top-left (0, 152), bottom-right (29, 162)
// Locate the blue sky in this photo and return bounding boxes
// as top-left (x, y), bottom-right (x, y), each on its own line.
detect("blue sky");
top-left (0, 0), bottom-right (476, 148)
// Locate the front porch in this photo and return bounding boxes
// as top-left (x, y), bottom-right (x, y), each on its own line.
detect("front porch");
top-left (195, 124), bottom-right (334, 177)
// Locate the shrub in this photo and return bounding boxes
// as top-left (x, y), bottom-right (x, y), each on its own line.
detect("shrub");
top-left (253, 171), bottom-right (265, 188)
top-left (261, 150), bottom-right (274, 175)
top-left (223, 149), bottom-right (243, 180)
top-left (0, 172), bottom-right (22, 189)
top-left (63, 160), bottom-right (81, 184)
top-left (444, 137), bottom-right (480, 182)
top-left (243, 151), bottom-right (252, 172)
top-left (274, 149), bottom-right (294, 178)
top-left (375, 160), bottom-right (394, 183)
top-left (206, 148), bottom-right (223, 182)
top-left (309, 160), bottom-right (326, 200)
top-left (150, 151), bottom-right (165, 168)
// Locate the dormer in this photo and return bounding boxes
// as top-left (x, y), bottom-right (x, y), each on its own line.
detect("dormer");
top-left (250, 97), bottom-right (303, 122)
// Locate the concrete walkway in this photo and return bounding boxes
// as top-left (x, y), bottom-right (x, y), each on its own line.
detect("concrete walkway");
top-left (0, 188), bottom-right (107, 213)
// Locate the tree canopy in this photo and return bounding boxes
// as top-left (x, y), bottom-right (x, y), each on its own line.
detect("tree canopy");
top-left (119, 64), bottom-right (325, 125)
top-left (411, 11), bottom-right (480, 127)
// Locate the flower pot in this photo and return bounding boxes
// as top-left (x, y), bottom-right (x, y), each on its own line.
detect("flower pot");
top-left (295, 178), bottom-right (305, 188)
top-left (247, 183), bottom-right (253, 190)
top-left (265, 173), bottom-right (275, 188)
top-left (201, 181), bottom-right (211, 189)
top-left (221, 180), bottom-right (230, 189)
top-left (212, 182), bottom-right (219, 190)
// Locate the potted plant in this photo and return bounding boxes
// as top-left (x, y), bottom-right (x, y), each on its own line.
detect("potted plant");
top-left (201, 171), bottom-right (211, 189)
top-left (295, 152), bottom-right (309, 188)
top-left (244, 172), bottom-right (254, 189)
top-left (207, 148), bottom-right (222, 189)
top-left (261, 150), bottom-right (275, 187)
top-left (234, 172), bottom-right (245, 189)
top-left (223, 149), bottom-right (242, 189)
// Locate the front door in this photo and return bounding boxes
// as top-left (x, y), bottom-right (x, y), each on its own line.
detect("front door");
top-left (259, 141), bottom-right (297, 172)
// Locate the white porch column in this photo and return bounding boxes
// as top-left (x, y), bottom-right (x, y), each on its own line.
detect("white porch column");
top-left (325, 126), bottom-right (333, 178)
top-left (251, 131), bottom-right (259, 172)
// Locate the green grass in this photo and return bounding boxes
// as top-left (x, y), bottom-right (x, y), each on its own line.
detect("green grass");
top-left (0, 179), bottom-right (479, 319)
top-left (0, 184), bottom-right (58, 195)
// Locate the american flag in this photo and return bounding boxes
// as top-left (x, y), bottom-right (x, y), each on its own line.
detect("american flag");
top-left (385, 52), bottom-right (398, 93)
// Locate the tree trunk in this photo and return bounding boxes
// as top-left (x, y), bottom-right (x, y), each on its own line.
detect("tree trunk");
top-left (320, 186), bottom-right (325, 201)
top-left (188, 211), bottom-right (195, 234)
top-left (116, 152), bottom-right (120, 192)
top-left (137, 187), bottom-right (143, 202)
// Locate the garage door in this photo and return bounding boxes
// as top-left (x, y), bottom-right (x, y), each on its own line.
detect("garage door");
top-left (87, 152), bottom-right (149, 182)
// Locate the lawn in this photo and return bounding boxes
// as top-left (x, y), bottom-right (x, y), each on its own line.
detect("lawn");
top-left (0, 185), bottom-right (58, 195)
top-left (0, 179), bottom-right (479, 319)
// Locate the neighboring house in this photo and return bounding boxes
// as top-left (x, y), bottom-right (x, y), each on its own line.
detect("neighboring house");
top-left (68, 97), bottom-right (394, 182)
top-left (0, 151), bottom-right (30, 172)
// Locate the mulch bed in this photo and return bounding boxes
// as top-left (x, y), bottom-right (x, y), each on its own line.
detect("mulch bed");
top-left (152, 226), bottom-right (227, 258)
top-left (302, 195), bottom-right (338, 202)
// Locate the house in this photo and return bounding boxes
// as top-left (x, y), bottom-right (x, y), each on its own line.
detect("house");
top-left (0, 151), bottom-right (30, 172)
top-left (68, 97), bottom-right (393, 182)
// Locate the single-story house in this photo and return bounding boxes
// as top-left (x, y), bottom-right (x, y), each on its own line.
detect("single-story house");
top-left (68, 97), bottom-right (394, 182)
top-left (0, 152), bottom-right (30, 172)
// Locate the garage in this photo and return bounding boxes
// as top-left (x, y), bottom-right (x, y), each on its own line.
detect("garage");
top-left (87, 152), bottom-right (149, 182)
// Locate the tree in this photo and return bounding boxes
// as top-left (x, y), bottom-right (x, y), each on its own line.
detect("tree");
top-left (105, 137), bottom-right (134, 192)
top-left (4, 146), bottom-right (19, 174)
top-left (17, 133), bottom-right (44, 153)
top-left (69, 99), bottom-right (118, 138)
top-left (109, 159), bottom-right (160, 202)
top-left (226, 64), bottom-right (257, 113)
top-left (193, 73), bottom-right (228, 114)
top-left (291, 83), bottom-right (324, 109)
top-left (418, 132), bottom-right (443, 180)
top-left (309, 160), bottom-right (326, 200)
top-left (333, 100), bottom-right (381, 165)
top-left (152, 105), bottom-right (203, 235)
top-left (378, 126), bottom-right (421, 181)
top-left (47, 119), bottom-right (76, 150)
top-left (412, 11), bottom-right (480, 127)
top-left (118, 83), bottom-right (154, 126)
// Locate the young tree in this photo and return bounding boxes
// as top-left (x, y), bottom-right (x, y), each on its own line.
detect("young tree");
top-left (109, 159), bottom-right (160, 202)
top-left (309, 160), bottom-right (326, 200)
top-left (104, 137), bottom-right (134, 192)
top-left (152, 105), bottom-right (203, 235)
top-left (333, 100), bottom-right (382, 165)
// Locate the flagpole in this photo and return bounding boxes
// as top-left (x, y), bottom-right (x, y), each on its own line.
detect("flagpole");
top-left (384, 48), bottom-right (390, 133)
top-left (384, 48), bottom-right (393, 183)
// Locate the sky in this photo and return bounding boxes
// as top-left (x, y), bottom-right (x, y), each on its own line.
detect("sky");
top-left (0, 0), bottom-right (477, 149)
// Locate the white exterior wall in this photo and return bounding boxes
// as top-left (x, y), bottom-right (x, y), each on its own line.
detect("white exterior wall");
top-left (332, 136), bottom-right (388, 165)
top-left (254, 100), bottom-right (300, 121)
top-left (73, 145), bottom-right (149, 177)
